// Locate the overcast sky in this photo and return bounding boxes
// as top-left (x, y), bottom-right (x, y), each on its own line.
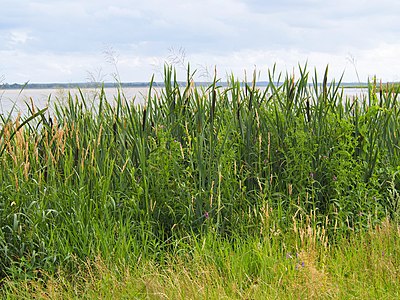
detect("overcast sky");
top-left (1, 0), bottom-right (399, 83)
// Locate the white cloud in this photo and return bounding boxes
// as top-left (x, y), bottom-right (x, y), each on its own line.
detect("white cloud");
top-left (9, 31), bottom-right (33, 44)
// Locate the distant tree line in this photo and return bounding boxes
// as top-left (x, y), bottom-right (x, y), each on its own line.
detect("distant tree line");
top-left (0, 82), bottom-right (157, 90)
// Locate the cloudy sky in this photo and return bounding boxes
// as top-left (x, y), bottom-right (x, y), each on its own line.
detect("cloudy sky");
top-left (1, 0), bottom-right (399, 83)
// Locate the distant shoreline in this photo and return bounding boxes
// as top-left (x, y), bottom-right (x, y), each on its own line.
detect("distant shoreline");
top-left (0, 81), bottom-right (370, 90)
top-left (0, 82), bottom-right (159, 90)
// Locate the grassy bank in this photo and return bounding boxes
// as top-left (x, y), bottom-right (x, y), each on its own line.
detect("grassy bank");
top-left (2, 218), bottom-right (399, 299)
top-left (1, 64), bottom-right (399, 298)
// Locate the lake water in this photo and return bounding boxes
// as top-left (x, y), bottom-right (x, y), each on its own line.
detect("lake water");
top-left (0, 87), bottom-right (154, 116)
top-left (0, 86), bottom-right (368, 116)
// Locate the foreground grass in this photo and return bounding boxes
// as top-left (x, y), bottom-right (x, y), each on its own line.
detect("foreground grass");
top-left (1, 218), bottom-right (399, 299)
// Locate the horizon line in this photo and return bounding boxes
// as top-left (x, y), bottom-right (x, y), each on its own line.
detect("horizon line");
top-left (0, 81), bottom-right (373, 90)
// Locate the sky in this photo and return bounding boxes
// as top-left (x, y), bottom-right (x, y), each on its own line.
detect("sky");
top-left (0, 0), bottom-right (399, 84)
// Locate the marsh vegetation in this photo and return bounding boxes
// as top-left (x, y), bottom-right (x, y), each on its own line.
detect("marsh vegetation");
top-left (1, 65), bottom-right (399, 298)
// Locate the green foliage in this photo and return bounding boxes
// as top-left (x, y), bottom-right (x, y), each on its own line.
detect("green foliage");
top-left (2, 220), bottom-right (400, 299)
top-left (0, 64), bottom-right (399, 282)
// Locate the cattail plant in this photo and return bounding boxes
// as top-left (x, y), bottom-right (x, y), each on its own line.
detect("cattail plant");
top-left (0, 64), bottom-right (399, 280)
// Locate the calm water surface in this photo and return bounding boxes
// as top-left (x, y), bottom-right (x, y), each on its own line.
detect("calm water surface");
top-left (0, 86), bottom-right (368, 116)
top-left (0, 87), bottom-right (155, 115)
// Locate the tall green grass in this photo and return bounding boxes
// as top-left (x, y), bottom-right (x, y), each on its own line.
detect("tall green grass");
top-left (0, 64), bottom-right (399, 284)
top-left (3, 217), bottom-right (400, 299)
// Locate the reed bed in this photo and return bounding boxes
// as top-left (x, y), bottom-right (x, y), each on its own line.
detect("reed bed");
top-left (0, 65), bottom-right (399, 297)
